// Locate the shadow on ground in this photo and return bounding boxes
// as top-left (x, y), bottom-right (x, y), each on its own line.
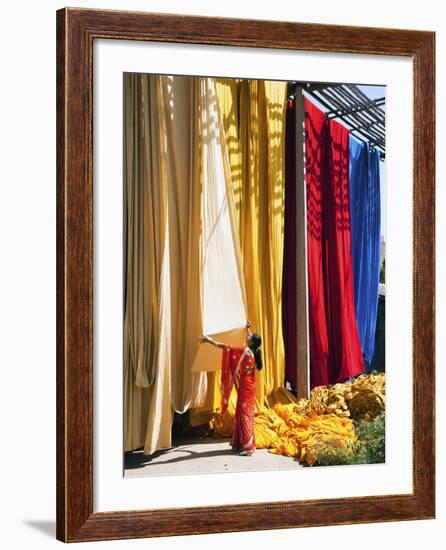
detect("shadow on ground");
top-left (124, 436), bottom-right (301, 477)
top-left (125, 437), bottom-right (233, 470)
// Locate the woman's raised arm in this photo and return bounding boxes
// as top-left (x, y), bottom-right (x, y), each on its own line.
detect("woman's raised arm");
top-left (199, 335), bottom-right (225, 349)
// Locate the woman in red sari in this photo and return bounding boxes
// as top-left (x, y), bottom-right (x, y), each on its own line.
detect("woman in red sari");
top-left (200, 322), bottom-right (262, 456)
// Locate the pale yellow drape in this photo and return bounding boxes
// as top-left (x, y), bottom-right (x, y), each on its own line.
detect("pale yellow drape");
top-left (123, 74), bottom-right (171, 452)
top-left (124, 74), bottom-right (207, 454)
top-left (216, 79), bottom-right (287, 407)
top-left (161, 76), bottom-right (209, 414)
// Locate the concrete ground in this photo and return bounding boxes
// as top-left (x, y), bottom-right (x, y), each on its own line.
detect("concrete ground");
top-left (124, 436), bottom-right (302, 477)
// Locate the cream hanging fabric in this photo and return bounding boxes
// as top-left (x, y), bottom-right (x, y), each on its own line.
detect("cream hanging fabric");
top-left (123, 74), bottom-right (171, 452)
top-left (192, 78), bottom-right (248, 373)
top-left (161, 76), bottom-right (207, 414)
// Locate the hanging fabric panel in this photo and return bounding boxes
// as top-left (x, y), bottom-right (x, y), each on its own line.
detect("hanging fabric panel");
top-left (215, 79), bottom-right (244, 220)
top-left (263, 80), bottom-right (288, 397)
top-left (304, 98), bottom-right (364, 387)
top-left (158, 75), bottom-right (208, 415)
top-left (215, 79), bottom-right (287, 407)
top-left (190, 79), bottom-right (246, 425)
top-left (349, 137), bottom-right (381, 364)
top-left (282, 97), bottom-right (298, 390)
top-left (191, 77), bottom-right (248, 373)
top-left (304, 98), bottom-right (331, 387)
top-left (123, 74), bottom-right (172, 452)
top-left (324, 118), bottom-right (365, 383)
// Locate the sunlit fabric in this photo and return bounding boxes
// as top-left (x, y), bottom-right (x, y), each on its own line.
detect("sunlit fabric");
top-left (216, 79), bottom-right (288, 406)
top-left (254, 403), bottom-right (357, 465)
top-left (191, 78), bottom-right (248, 374)
top-left (123, 74), bottom-right (172, 452)
top-left (304, 98), bottom-right (364, 388)
top-left (349, 138), bottom-right (381, 364)
top-left (125, 75), bottom-right (290, 454)
top-left (197, 79), bottom-right (289, 430)
top-left (325, 117), bottom-right (364, 382)
top-left (304, 99), bottom-right (330, 387)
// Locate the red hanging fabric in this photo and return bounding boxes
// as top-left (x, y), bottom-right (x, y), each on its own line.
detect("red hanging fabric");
top-left (324, 118), bottom-right (364, 382)
top-left (304, 98), bottom-right (330, 387)
top-left (304, 98), bottom-right (364, 387)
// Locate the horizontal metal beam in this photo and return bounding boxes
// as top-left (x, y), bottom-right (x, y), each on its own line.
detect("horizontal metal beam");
top-left (326, 97), bottom-right (385, 119)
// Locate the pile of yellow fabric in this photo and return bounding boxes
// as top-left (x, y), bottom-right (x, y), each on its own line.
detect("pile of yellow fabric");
top-left (254, 404), bottom-right (357, 466)
top-left (294, 372), bottom-right (385, 421)
top-left (211, 373), bottom-right (385, 465)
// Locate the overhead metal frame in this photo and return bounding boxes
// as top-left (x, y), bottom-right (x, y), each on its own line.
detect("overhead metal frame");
top-left (288, 81), bottom-right (386, 160)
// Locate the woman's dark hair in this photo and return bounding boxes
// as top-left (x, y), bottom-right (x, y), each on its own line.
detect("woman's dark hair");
top-left (249, 333), bottom-right (262, 371)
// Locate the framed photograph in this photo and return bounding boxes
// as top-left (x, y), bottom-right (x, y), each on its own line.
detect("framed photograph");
top-left (56, 7), bottom-right (435, 542)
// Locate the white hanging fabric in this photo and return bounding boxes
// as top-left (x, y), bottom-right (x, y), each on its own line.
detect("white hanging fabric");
top-left (191, 78), bottom-right (248, 372)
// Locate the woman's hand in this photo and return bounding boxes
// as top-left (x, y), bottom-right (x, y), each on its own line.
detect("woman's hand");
top-left (200, 335), bottom-right (225, 349)
top-left (245, 320), bottom-right (251, 329)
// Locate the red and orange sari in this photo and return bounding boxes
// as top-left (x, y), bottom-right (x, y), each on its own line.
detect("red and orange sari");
top-left (220, 345), bottom-right (256, 452)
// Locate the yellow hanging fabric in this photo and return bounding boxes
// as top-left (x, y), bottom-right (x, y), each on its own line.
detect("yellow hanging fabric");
top-left (195, 79), bottom-right (288, 431)
top-left (216, 79), bottom-right (287, 408)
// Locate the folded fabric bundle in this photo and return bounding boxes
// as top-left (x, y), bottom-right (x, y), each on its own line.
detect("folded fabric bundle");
top-left (212, 373), bottom-right (385, 465)
top-left (254, 404), bottom-right (357, 466)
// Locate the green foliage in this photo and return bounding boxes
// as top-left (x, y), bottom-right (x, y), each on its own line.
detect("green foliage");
top-left (311, 413), bottom-right (385, 467)
top-left (380, 259), bottom-right (386, 283)
top-left (353, 413), bottom-right (385, 464)
top-left (309, 440), bottom-right (357, 466)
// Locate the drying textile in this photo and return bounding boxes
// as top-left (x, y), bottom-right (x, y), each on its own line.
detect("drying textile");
top-left (324, 117), bottom-right (364, 382)
top-left (123, 74), bottom-right (172, 452)
top-left (191, 78), bottom-right (248, 373)
top-left (158, 75), bottom-right (207, 418)
top-left (304, 98), bottom-right (330, 387)
top-left (304, 98), bottom-right (364, 388)
top-left (349, 138), bottom-right (381, 364)
top-left (254, 403), bottom-right (357, 465)
top-left (216, 79), bottom-right (288, 406)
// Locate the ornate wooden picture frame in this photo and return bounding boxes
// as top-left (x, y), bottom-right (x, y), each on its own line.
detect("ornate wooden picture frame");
top-left (56, 7), bottom-right (435, 542)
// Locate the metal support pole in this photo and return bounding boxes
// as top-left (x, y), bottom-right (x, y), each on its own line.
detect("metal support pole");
top-left (294, 85), bottom-right (310, 399)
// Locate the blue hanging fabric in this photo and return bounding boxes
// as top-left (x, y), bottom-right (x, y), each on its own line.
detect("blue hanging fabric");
top-left (349, 137), bottom-right (381, 365)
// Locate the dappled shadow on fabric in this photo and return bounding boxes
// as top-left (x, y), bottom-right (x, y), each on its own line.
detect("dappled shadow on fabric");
top-left (304, 98), bottom-right (364, 389)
